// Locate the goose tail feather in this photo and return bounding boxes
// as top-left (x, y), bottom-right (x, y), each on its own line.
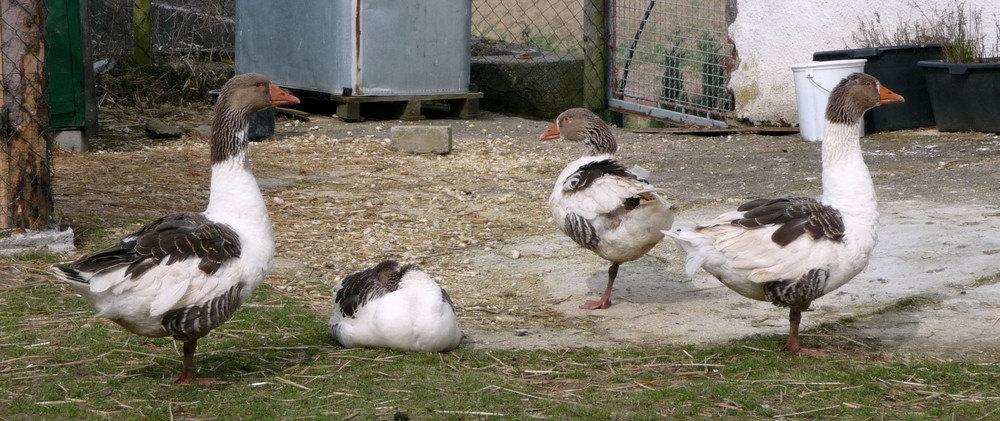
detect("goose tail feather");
top-left (50, 265), bottom-right (89, 286)
top-left (662, 229), bottom-right (709, 276)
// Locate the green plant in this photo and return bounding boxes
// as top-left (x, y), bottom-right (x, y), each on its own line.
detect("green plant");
top-left (697, 36), bottom-right (730, 113)
top-left (851, 2), bottom-right (999, 63)
top-left (851, 12), bottom-right (935, 47)
top-left (660, 46), bottom-right (685, 110)
top-left (917, 1), bottom-right (999, 63)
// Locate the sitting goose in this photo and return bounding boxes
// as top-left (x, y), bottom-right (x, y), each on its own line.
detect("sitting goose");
top-left (541, 108), bottom-right (674, 309)
top-left (329, 260), bottom-right (463, 352)
top-left (664, 73), bottom-right (904, 356)
top-left (50, 73), bottom-right (300, 384)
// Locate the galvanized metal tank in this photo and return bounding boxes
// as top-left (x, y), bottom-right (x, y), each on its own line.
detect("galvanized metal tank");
top-left (235, 0), bottom-right (472, 96)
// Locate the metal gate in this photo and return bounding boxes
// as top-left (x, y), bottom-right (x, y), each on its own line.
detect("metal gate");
top-left (609, 0), bottom-right (734, 127)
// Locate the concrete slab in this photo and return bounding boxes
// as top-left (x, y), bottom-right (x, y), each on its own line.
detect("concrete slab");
top-left (466, 199), bottom-right (1000, 350)
top-left (390, 125), bottom-right (452, 154)
top-left (0, 228), bottom-right (75, 256)
top-left (53, 130), bottom-right (88, 152)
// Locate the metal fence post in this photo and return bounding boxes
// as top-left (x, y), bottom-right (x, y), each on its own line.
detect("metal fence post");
top-left (0, 0), bottom-right (53, 230)
top-left (583, 0), bottom-right (608, 109)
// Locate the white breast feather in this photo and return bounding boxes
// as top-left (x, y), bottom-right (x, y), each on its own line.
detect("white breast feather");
top-left (330, 272), bottom-right (462, 352)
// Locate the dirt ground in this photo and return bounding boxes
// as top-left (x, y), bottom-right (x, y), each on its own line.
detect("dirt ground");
top-left (40, 106), bottom-right (1000, 362)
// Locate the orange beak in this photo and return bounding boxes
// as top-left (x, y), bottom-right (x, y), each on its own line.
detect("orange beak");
top-left (270, 84), bottom-right (300, 106)
top-left (878, 85), bottom-right (904, 105)
top-left (539, 122), bottom-right (561, 141)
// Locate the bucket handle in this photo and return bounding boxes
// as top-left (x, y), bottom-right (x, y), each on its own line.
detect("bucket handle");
top-left (806, 73), bottom-right (833, 94)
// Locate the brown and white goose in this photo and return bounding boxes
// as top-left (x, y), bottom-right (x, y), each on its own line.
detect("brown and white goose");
top-left (664, 73), bottom-right (903, 356)
top-left (50, 73), bottom-right (299, 384)
top-left (329, 260), bottom-right (463, 352)
top-left (541, 108), bottom-right (674, 309)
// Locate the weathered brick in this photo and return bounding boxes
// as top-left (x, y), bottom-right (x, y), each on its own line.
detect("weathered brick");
top-left (390, 125), bottom-right (452, 155)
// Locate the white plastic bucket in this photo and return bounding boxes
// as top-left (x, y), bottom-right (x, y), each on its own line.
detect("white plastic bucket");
top-left (791, 59), bottom-right (867, 141)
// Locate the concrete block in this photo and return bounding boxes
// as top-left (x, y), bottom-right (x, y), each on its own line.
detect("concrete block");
top-left (0, 227), bottom-right (75, 256)
top-left (471, 51), bottom-right (583, 120)
top-left (53, 130), bottom-right (88, 152)
top-left (390, 125), bottom-right (452, 155)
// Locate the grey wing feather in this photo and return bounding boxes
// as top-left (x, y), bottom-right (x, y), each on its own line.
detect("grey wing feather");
top-left (440, 288), bottom-right (457, 312)
top-left (562, 159), bottom-right (638, 192)
top-left (161, 283), bottom-right (244, 341)
top-left (564, 213), bottom-right (600, 250)
top-left (763, 268), bottom-right (830, 308)
top-left (70, 213), bottom-right (241, 279)
top-left (335, 260), bottom-right (402, 318)
top-left (733, 197), bottom-right (844, 246)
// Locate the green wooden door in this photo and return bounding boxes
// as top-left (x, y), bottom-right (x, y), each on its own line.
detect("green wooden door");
top-left (46, 0), bottom-right (86, 130)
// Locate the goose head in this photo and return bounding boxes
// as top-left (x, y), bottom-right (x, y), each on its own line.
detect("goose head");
top-left (825, 73), bottom-right (904, 125)
top-left (212, 74), bottom-right (300, 163)
top-left (540, 108), bottom-right (618, 155)
top-left (216, 73), bottom-right (300, 118)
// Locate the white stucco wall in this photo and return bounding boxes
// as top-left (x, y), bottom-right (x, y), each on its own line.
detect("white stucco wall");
top-left (729, 0), bottom-right (1000, 124)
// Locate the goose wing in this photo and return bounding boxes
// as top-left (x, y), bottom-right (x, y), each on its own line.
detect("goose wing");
top-left (333, 260), bottom-right (406, 318)
top-left (556, 158), bottom-right (660, 219)
top-left (698, 197), bottom-right (845, 284)
top-left (68, 212), bottom-right (241, 282)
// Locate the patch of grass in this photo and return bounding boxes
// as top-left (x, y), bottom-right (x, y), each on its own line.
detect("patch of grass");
top-left (863, 296), bottom-right (935, 317)
top-left (972, 271), bottom-right (1000, 287)
top-left (3, 251), bottom-right (61, 263)
top-left (4, 279), bottom-right (1000, 420)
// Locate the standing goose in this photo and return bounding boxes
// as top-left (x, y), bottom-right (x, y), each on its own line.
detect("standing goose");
top-left (541, 108), bottom-right (674, 309)
top-left (329, 260), bottom-right (463, 352)
top-left (50, 73), bottom-right (299, 384)
top-left (664, 73), bottom-right (903, 356)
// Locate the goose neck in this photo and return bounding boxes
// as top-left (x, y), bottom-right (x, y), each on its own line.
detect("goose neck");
top-left (820, 120), bottom-right (877, 241)
top-left (584, 125), bottom-right (618, 156)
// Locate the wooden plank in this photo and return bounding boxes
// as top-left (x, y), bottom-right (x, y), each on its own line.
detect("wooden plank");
top-left (336, 102), bottom-right (361, 121)
top-left (631, 126), bottom-right (800, 136)
top-left (331, 93), bottom-right (482, 121)
top-left (0, 0), bottom-right (6, 228)
top-left (399, 100), bottom-right (424, 121)
top-left (133, 0), bottom-right (152, 67)
top-left (451, 98), bottom-right (480, 119)
top-left (329, 92), bottom-right (483, 103)
top-left (583, 0), bottom-right (607, 109)
top-left (1, 0), bottom-right (52, 229)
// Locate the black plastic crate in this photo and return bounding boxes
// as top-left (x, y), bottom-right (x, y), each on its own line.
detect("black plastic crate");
top-left (814, 45), bottom-right (944, 132)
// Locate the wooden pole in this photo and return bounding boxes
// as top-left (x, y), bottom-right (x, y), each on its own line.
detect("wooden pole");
top-left (583, 0), bottom-right (608, 109)
top-left (0, 0), bottom-right (52, 230)
top-left (134, 0), bottom-right (152, 67)
top-left (0, 1), bottom-right (6, 228)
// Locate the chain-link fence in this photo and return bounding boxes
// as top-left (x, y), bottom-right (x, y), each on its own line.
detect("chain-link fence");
top-left (89, 0), bottom-right (234, 105)
top-left (610, 0), bottom-right (735, 127)
top-left (90, 0), bottom-right (233, 62)
top-left (1, 0), bottom-right (53, 231)
top-left (471, 0), bottom-right (607, 118)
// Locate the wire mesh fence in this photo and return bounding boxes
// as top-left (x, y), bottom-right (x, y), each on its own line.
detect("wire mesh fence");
top-left (471, 0), bottom-right (608, 117)
top-left (610, 0), bottom-right (735, 126)
top-left (1, 0), bottom-right (53, 231)
top-left (88, 0), bottom-right (234, 106)
top-left (89, 0), bottom-right (234, 65)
